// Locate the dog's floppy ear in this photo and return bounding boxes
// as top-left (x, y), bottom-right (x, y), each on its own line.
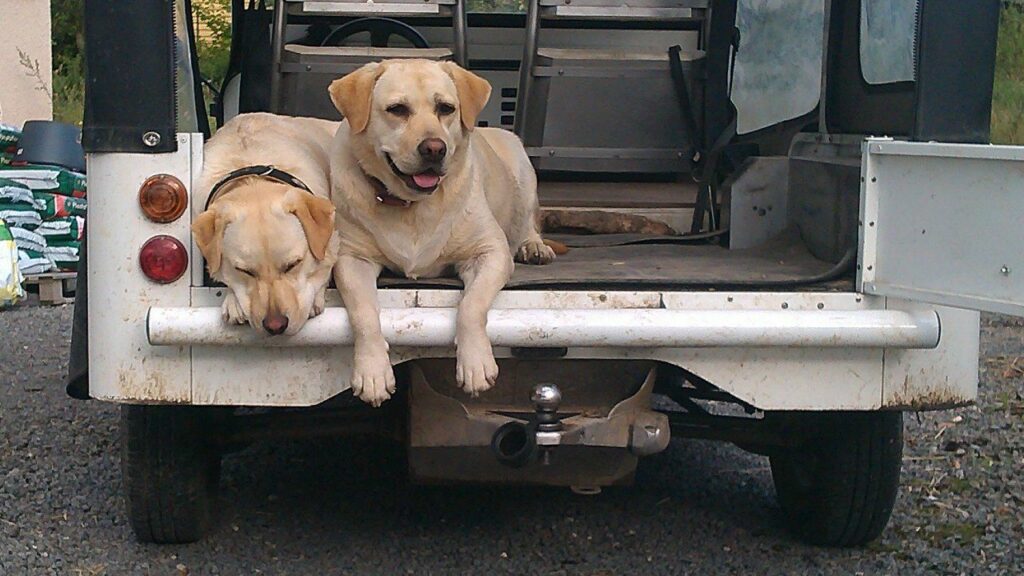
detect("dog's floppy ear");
top-left (328, 62), bottom-right (384, 134)
top-left (441, 62), bottom-right (492, 129)
top-left (192, 209), bottom-right (228, 275)
top-left (289, 193), bottom-right (336, 261)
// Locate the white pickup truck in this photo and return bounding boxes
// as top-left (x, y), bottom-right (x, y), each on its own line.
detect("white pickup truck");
top-left (69, 0), bottom-right (1019, 549)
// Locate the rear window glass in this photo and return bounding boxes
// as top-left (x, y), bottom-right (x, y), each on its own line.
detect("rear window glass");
top-left (860, 0), bottom-right (917, 84)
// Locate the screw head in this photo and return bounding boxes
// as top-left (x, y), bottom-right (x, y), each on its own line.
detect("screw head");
top-left (142, 131), bottom-right (162, 147)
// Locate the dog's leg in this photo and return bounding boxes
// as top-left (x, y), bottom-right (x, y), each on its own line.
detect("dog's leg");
top-left (335, 255), bottom-right (394, 407)
top-left (513, 185), bottom-right (556, 265)
top-left (455, 246), bottom-right (513, 396)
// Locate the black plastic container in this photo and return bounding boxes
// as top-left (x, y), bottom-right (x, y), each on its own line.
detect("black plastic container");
top-left (13, 121), bottom-right (86, 173)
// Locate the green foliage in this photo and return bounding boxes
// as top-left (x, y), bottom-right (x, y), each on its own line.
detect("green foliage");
top-left (192, 0), bottom-right (233, 85)
top-left (50, 0), bottom-right (85, 125)
top-left (992, 7), bottom-right (1024, 144)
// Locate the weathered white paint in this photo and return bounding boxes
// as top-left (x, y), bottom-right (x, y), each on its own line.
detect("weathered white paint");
top-left (882, 301), bottom-right (980, 409)
top-left (147, 306), bottom-right (940, 349)
top-left (89, 133), bottom-right (988, 411)
top-left (88, 134), bottom-right (199, 402)
top-left (0, 0), bottom-right (53, 125)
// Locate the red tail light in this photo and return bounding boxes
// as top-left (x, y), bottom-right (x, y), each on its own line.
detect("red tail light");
top-left (139, 235), bottom-right (188, 283)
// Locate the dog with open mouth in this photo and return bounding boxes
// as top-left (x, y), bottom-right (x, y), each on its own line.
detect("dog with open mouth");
top-left (327, 59), bottom-right (557, 407)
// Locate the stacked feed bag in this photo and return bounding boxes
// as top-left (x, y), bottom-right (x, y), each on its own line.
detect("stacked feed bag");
top-left (0, 167), bottom-right (87, 273)
top-left (0, 124), bottom-right (19, 166)
top-left (0, 176), bottom-right (51, 274)
top-left (0, 124), bottom-right (87, 276)
top-left (35, 217), bottom-right (85, 271)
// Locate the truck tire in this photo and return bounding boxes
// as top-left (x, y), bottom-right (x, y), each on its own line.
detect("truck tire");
top-left (120, 405), bottom-right (222, 543)
top-left (769, 411), bottom-right (903, 548)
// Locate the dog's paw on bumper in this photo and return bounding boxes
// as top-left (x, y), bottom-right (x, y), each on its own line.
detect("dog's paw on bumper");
top-left (456, 343), bottom-right (499, 397)
top-left (221, 292), bottom-right (249, 325)
top-left (351, 351), bottom-right (396, 407)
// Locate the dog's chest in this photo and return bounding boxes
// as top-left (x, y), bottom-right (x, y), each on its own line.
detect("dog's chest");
top-left (375, 220), bottom-right (451, 279)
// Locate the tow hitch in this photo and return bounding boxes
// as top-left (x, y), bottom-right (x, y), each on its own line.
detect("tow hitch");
top-left (408, 360), bottom-right (671, 486)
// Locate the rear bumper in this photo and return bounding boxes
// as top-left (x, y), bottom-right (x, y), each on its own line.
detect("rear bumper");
top-left (147, 306), bottom-right (940, 350)
top-left (89, 290), bottom-right (977, 410)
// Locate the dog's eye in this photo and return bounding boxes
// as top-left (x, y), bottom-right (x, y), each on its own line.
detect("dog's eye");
top-left (386, 103), bottom-right (410, 117)
top-left (436, 102), bottom-right (456, 116)
top-left (282, 260), bottom-right (301, 273)
top-left (236, 267), bottom-right (256, 278)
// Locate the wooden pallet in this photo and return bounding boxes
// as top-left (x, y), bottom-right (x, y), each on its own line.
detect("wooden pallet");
top-left (22, 272), bottom-right (77, 305)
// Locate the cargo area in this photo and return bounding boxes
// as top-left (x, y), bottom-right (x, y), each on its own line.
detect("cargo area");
top-left (196, 0), bottom-right (879, 293)
top-left (378, 182), bottom-right (846, 290)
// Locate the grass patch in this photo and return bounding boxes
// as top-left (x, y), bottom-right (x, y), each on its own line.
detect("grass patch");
top-left (993, 7), bottom-right (1024, 144)
top-left (927, 521), bottom-right (984, 546)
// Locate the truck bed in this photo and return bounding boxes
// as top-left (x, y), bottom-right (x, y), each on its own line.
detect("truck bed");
top-left (378, 228), bottom-right (847, 290)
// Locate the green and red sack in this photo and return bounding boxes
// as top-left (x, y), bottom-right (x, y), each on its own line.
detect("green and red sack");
top-left (44, 239), bottom-right (81, 271)
top-left (9, 226), bottom-right (46, 253)
top-left (0, 202), bottom-right (42, 228)
top-left (17, 248), bottom-right (53, 275)
top-left (34, 216), bottom-right (85, 242)
top-left (0, 165), bottom-right (86, 198)
top-left (0, 177), bottom-right (39, 207)
top-left (33, 191), bottom-right (87, 219)
top-left (0, 124), bottom-right (20, 167)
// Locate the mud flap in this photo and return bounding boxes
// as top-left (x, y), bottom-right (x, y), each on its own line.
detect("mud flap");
top-left (66, 232), bottom-right (89, 399)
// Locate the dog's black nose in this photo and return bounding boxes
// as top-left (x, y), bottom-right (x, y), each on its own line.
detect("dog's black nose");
top-left (418, 138), bottom-right (447, 161)
top-left (263, 314), bottom-right (289, 335)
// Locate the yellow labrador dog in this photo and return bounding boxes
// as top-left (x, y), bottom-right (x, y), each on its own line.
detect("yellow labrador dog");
top-left (193, 112), bottom-right (340, 336)
top-left (328, 59), bottom-right (555, 406)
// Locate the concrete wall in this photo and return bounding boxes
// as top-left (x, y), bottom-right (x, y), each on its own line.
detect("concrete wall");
top-left (0, 0), bottom-right (53, 127)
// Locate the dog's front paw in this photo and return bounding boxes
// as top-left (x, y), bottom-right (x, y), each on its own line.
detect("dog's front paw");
top-left (310, 290), bottom-right (326, 318)
top-left (456, 340), bottom-right (498, 397)
top-left (351, 350), bottom-right (395, 407)
top-left (516, 238), bottom-right (556, 265)
top-left (222, 292), bottom-right (248, 325)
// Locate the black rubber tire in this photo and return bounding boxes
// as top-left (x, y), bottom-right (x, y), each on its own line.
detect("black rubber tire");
top-left (769, 411), bottom-right (903, 548)
top-left (120, 405), bottom-right (222, 544)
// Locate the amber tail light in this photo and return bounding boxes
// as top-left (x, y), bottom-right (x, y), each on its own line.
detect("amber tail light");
top-left (139, 174), bottom-right (187, 223)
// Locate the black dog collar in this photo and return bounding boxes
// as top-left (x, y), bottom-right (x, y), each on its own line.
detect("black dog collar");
top-left (205, 165), bottom-right (313, 210)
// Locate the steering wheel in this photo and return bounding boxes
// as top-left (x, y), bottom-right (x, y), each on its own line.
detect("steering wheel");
top-left (320, 18), bottom-right (430, 49)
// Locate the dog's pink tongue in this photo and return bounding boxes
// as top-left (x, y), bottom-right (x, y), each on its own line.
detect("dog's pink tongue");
top-left (413, 172), bottom-right (440, 189)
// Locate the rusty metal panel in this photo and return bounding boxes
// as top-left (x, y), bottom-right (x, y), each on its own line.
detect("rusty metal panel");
top-left (882, 302), bottom-right (980, 409)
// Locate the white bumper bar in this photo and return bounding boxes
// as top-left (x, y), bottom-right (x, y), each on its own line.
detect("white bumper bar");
top-left (146, 307), bottom-right (940, 349)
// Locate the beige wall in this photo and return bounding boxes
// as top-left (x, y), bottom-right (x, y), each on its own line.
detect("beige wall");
top-left (0, 0), bottom-right (53, 127)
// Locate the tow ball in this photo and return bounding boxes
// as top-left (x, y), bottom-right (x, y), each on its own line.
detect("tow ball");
top-left (490, 384), bottom-right (567, 467)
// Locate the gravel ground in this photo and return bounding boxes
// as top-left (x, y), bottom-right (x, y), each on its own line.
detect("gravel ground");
top-left (1, 304), bottom-right (1022, 575)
